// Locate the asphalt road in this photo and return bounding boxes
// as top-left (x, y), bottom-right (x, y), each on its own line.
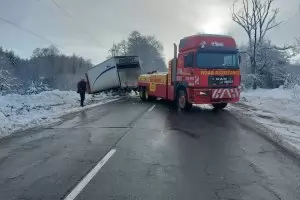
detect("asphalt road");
top-left (0, 97), bottom-right (300, 200)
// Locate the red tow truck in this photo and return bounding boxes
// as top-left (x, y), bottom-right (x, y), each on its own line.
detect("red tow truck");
top-left (137, 34), bottom-right (241, 110)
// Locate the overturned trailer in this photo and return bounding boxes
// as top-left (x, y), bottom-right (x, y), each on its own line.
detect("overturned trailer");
top-left (86, 56), bottom-right (142, 94)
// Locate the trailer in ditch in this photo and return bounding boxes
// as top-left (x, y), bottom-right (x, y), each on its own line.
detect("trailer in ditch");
top-left (86, 56), bottom-right (142, 94)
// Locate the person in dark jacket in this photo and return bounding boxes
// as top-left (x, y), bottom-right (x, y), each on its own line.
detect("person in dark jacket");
top-left (77, 78), bottom-right (87, 107)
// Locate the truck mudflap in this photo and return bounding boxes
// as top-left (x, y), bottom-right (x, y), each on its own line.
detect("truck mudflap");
top-left (212, 88), bottom-right (240, 99)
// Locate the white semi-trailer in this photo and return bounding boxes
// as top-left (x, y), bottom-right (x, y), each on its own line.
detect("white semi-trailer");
top-left (85, 56), bottom-right (142, 94)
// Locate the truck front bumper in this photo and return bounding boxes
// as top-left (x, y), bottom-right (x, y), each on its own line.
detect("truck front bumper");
top-left (188, 87), bottom-right (241, 104)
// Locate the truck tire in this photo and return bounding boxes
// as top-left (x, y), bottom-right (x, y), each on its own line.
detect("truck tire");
top-left (139, 87), bottom-right (146, 101)
top-left (140, 87), bottom-right (156, 101)
top-left (144, 88), bottom-right (149, 100)
top-left (212, 103), bottom-right (227, 110)
top-left (177, 89), bottom-right (192, 111)
top-left (144, 88), bottom-right (157, 101)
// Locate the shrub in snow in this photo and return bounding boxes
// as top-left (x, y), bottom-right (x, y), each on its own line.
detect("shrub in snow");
top-left (0, 69), bottom-right (21, 95)
top-left (291, 85), bottom-right (300, 100)
top-left (25, 81), bottom-right (51, 95)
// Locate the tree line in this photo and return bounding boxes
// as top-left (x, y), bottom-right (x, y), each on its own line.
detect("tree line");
top-left (0, 31), bottom-right (167, 95)
top-left (0, 45), bottom-right (93, 95)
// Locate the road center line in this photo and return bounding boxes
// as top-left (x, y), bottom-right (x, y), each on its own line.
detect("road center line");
top-left (147, 105), bottom-right (156, 112)
top-left (64, 149), bottom-right (116, 200)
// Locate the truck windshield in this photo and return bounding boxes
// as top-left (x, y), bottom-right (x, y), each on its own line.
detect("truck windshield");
top-left (196, 52), bottom-right (239, 69)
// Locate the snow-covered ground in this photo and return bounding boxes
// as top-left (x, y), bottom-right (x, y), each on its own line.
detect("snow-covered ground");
top-left (234, 86), bottom-right (300, 157)
top-left (241, 86), bottom-right (300, 121)
top-left (0, 90), bottom-right (119, 138)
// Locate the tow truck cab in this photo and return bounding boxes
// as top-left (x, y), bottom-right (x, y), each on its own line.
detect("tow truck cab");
top-left (174, 34), bottom-right (241, 107)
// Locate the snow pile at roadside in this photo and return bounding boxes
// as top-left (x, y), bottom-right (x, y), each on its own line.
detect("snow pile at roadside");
top-left (0, 90), bottom-right (118, 138)
top-left (129, 90), bottom-right (138, 97)
top-left (241, 86), bottom-right (300, 121)
top-left (236, 86), bottom-right (300, 157)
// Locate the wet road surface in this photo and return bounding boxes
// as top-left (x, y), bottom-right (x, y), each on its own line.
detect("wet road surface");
top-left (0, 97), bottom-right (300, 200)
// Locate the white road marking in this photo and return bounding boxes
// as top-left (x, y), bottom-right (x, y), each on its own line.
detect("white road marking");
top-left (64, 149), bottom-right (116, 200)
top-left (148, 105), bottom-right (156, 112)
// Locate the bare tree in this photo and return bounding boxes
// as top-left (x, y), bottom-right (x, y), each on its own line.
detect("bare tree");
top-left (0, 69), bottom-right (16, 95)
top-left (108, 43), bottom-right (120, 57)
top-left (296, 37), bottom-right (300, 53)
top-left (107, 31), bottom-right (167, 73)
top-left (118, 40), bottom-right (128, 56)
top-left (0, 55), bottom-right (18, 95)
top-left (232, 0), bottom-right (292, 88)
top-left (239, 40), bottom-right (291, 89)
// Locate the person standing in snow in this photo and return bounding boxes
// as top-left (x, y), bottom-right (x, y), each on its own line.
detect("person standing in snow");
top-left (77, 78), bottom-right (87, 107)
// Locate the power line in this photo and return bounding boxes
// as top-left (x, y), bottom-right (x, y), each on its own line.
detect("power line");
top-left (86, 33), bottom-right (106, 49)
top-left (50, 0), bottom-right (106, 49)
top-left (0, 16), bottom-right (63, 49)
top-left (281, 5), bottom-right (300, 26)
top-left (51, 0), bottom-right (71, 18)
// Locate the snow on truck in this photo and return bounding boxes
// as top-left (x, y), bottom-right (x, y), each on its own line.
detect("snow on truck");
top-left (85, 56), bottom-right (142, 94)
top-left (137, 34), bottom-right (241, 110)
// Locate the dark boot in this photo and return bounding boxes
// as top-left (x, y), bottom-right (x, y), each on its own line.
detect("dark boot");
top-left (80, 93), bottom-right (85, 107)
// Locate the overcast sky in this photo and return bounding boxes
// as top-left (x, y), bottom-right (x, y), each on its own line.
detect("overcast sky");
top-left (0, 0), bottom-right (299, 64)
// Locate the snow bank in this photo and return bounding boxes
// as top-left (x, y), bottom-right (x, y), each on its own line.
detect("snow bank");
top-left (0, 90), bottom-right (118, 138)
top-left (129, 90), bottom-right (138, 97)
top-left (241, 86), bottom-right (300, 122)
top-left (236, 86), bottom-right (300, 157)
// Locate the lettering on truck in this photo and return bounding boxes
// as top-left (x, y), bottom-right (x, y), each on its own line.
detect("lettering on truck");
top-left (200, 70), bottom-right (240, 76)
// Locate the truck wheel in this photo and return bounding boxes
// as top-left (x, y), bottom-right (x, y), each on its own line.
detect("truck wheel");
top-left (144, 89), bottom-right (149, 100)
top-left (177, 89), bottom-right (192, 111)
top-left (212, 103), bottom-right (227, 110)
top-left (139, 87), bottom-right (146, 101)
top-left (144, 88), bottom-right (157, 101)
